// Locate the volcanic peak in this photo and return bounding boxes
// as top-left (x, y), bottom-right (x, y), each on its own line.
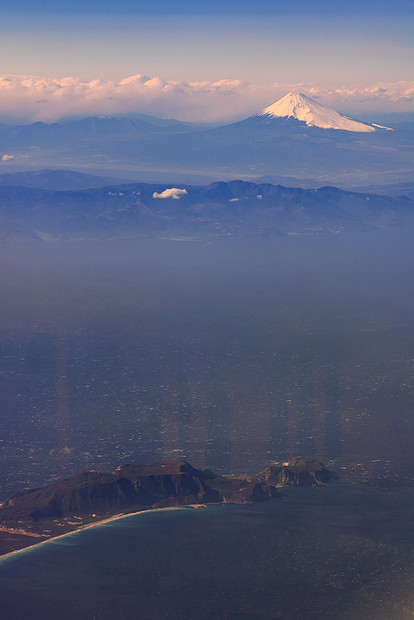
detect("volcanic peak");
top-left (258, 92), bottom-right (377, 133)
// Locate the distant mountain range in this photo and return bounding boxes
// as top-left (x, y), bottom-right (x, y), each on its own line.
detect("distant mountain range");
top-left (0, 93), bottom-right (412, 188)
top-left (0, 169), bottom-right (134, 191)
top-left (1, 177), bottom-right (412, 241)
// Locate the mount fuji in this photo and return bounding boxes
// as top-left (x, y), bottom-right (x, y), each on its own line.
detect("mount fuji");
top-left (0, 93), bottom-right (411, 188)
top-left (256, 92), bottom-right (388, 133)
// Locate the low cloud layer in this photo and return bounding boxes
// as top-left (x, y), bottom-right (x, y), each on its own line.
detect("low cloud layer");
top-left (0, 73), bottom-right (412, 123)
top-left (153, 188), bottom-right (188, 200)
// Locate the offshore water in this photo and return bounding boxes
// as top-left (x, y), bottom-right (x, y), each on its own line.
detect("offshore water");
top-left (0, 231), bottom-right (414, 618)
top-left (1, 481), bottom-right (413, 620)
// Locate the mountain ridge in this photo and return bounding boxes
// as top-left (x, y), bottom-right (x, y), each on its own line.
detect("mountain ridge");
top-left (0, 94), bottom-right (411, 187)
top-left (0, 179), bottom-right (412, 241)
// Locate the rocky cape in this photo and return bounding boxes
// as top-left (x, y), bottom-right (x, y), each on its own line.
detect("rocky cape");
top-left (0, 457), bottom-right (330, 555)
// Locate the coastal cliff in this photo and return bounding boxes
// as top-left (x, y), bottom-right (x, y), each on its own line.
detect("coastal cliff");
top-left (258, 457), bottom-right (331, 487)
top-left (0, 457), bottom-right (330, 556)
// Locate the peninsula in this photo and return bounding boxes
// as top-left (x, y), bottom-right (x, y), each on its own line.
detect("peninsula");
top-left (0, 457), bottom-right (330, 557)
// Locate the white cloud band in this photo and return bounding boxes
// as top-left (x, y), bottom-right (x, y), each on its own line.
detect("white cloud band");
top-left (0, 73), bottom-right (412, 123)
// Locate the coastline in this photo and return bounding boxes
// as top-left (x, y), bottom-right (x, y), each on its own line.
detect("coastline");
top-left (0, 504), bottom-right (206, 563)
top-left (0, 457), bottom-right (328, 561)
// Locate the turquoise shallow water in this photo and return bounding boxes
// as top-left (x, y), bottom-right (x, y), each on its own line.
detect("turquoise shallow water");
top-left (1, 479), bottom-right (413, 620)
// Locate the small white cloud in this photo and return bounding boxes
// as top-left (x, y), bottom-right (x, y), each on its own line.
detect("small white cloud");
top-left (229, 197), bottom-right (240, 202)
top-left (153, 188), bottom-right (188, 200)
top-left (1, 154), bottom-right (16, 161)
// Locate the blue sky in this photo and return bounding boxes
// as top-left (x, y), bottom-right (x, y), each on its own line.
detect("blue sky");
top-left (2, 0), bottom-right (412, 83)
top-left (3, 0), bottom-right (413, 15)
top-left (0, 0), bottom-right (413, 121)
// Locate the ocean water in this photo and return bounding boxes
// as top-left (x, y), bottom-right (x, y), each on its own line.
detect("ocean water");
top-left (1, 230), bottom-right (414, 618)
top-left (1, 479), bottom-right (413, 620)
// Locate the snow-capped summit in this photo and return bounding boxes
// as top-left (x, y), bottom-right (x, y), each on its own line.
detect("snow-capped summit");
top-left (258, 93), bottom-right (378, 133)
